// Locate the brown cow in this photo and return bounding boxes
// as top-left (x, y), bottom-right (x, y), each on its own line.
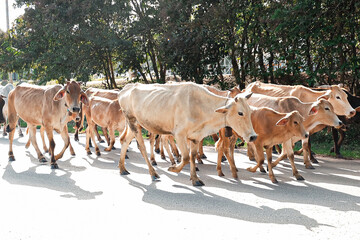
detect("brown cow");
top-left (247, 93), bottom-right (343, 169)
top-left (6, 81), bottom-right (88, 169)
top-left (118, 82), bottom-right (257, 186)
top-left (81, 87), bottom-right (120, 144)
top-left (216, 107), bottom-right (308, 182)
top-left (82, 96), bottom-right (125, 155)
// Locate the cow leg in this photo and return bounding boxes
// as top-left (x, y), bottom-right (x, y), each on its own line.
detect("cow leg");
top-left (336, 129), bottom-right (345, 158)
top-left (94, 124), bottom-right (104, 143)
top-left (7, 96), bottom-right (18, 161)
top-left (331, 127), bottom-right (344, 158)
top-left (149, 133), bottom-right (157, 165)
top-left (160, 136), bottom-right (166, 159)
top-left (227, 135), bottom-right (239, 179)
top-left (307, 136), bottom-right (318, 163)
top-left (271, 152), bottom-right (287, 168)
top-left (132, 124), bottom-right (159, 180)
top-left (44, 128), bottom-right (58, 169)
top-left (302, 139), bottom-right (315, 169)
top-left (294, 148), bottom-right (303, 155)
top-left (188, 140), bottom-right (204, 186)
top-left (265, 147), bottom-right (278, 183)
top-left (86, 120), bottom-right (100, 156)
top-left (18, 119), bottom-right (23, 137)
top-left (168, 136), bottom-right (180, 161)
top-left (283, 141), bottom-right (304, 181)
top-left (55, 125), bottom-right (75, 160)
top-left (3, 124), bottom-right (7, 136)
top-left (247, 144), bottom-right (256, 161)
top-left (198, 138), bottom-right (207, 159)
top-left (118, 125), bottom-right (134, 175)
top-left (247, 143), bottom-right (265, 174)
top-left (102, 127), bottom-right (110, 146)
top-left (40, 126), bottom-right (49, 153)
top-left (162, 136), bottom-right (176, 165)
top-left (168, 136), bottom-right (190, 173)
top-left (104, 127), bottom-right (116, 152)
top-left (154, 135), bottom-right (160, 154)
top-left (28, 125), bottom-right (47, 163)
top-left (216, 137), bottom-right (226, 177)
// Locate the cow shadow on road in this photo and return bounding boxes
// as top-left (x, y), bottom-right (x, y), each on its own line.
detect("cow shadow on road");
top-left (124, 176), bottom-right (327, 230)
top-left (119, 150), bottom-right (360, 221)
top-left (2, 153), bottom-right (103, 200)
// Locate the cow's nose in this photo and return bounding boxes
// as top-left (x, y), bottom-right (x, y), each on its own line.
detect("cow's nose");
top-left (249, 135), bottom-right (257, 142)
top-left (350, 110), bottom-right (356, 117)
top-left (72, 107), bottom-right (80, 112)
top-left (305, 133), bottom-right (309, 138)
top-left (75, 116), bottom-right (81, 122)
top-left (339, 121), bottom-right (343, 126)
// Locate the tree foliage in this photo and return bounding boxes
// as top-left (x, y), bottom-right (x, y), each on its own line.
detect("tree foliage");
top-left (0, 0), bottom-right (358, 92)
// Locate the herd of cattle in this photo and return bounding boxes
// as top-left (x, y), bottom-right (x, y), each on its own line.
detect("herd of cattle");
top-left (0, 81), bottom-right (359, 186)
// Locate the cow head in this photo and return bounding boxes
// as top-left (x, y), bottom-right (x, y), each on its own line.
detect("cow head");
top-left (0, 95), bottom-right (5, 124)
top-left (215, 92), bottom-right (257, 142)
top-left (276, 111), bottom-right (308, 139)
top-left (317, 85), bottom-right (355, 118)
top-left (309, 99), bottom-right (343, 129)
top-left (53, 81), bottom-right (89, 122)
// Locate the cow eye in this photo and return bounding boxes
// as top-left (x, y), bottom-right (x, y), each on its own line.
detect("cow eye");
top-left (325, 107), bottom-right (330, 111)
top-left (336, 96), bottom-right (341, 99)
top-left (238, 112), bottom-right (243, 116)
top-left (294, 121), bottom-right (298, 125)
top-left (66, 90), bottom-right (70, 94)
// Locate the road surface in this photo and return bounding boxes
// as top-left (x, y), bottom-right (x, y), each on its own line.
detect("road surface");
top-left (0, 130), bottom-right (359, 240)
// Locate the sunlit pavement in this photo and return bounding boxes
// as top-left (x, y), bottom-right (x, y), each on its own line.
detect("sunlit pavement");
top-left (0, 129), bottom-right (359, 240)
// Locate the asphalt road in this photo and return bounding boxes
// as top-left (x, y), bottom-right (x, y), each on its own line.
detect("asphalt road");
top-left (0, 129), bottom-right (359, 240)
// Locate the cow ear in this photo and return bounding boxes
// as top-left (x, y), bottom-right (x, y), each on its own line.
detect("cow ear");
top-left (54, 89), bottom-right (66, 101)
top-left (276, 117), bottom-right (289, 126)
top-left (309, 106), bottom-right (319, 115)
top-left (355, 106), bottom-right (360, 112)
top-left (0, 94), bottom-right (6, 98)
top-left (215, 106), bottom-right (229, 114)
top-left (80, 92), bottom-right (89, 106)
top-left (317, 93), bottom-right (330, 101)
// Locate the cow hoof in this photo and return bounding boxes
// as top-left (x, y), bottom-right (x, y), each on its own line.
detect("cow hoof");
top-left (336, 154), bottom-right (344, 159)
top-left (176, 159), bottom-right (181, 163)
top-left (125, 155), bottom-right (129, 159)
top-left (201, 154), bottom-right (207, 159)
top-left (104, 148), bottom-right (111, 152)
top-left (155, 149), bottom-right (160, 154)
top-left (195, 167), bottom-right (199, 172)
top-left (9, 156), bottom-right (15, 162)
top-left (197, 159), bottom-right (203, 164)
top-left (99, 139), bottom-right (105, 143)
top-left (249, 158), bottom-right (256, 162)
top-left (39, 157), bottom-right (47, 163)
top-left (271, 179), bottom-right (278, 184)
top-left (96, 152), bottom-right (101, 156)
top-left (51, 164), bottom-right (59, 169)
top-left (218, 171), bottom-right (225, 177)
top-left (120, 169), bottom-right (130, 175)
top-left (87, 151), bottom-right (92, 155)
top-left (221, 156), bottom-right (227, 162)
top-left (112, 146), bottom-right (116, 150)
top-left (192, 180), bottom-right (205, 186)
top-left (296, 175), bottom-right (305, 181)
top-left (305, 164), bottom-right (315, 169)
top-left (311, 158), bottom-right (319, 164)
top-left (3, 132), bottom-right (7, 137)
top-left (151, 174), bottom-right (160, 181)
top-left (151, 161), bottom-right (157, 166)
top-left (74, 137), bottom-right (79, 142)
top-left (260, 167), bottom-right (266, 173)
top-left (161, 155), bottom-right (166, 160)
top-left (19, 133), bottom-right (24, 137)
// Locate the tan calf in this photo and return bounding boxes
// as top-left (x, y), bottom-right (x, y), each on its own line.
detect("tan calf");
top-left (247, 94), bottom-right (342, 169)
top-left (118, 82), bottom-right (257, 186)
top-left (6, 81), bottom-right (88, 169)
top-left (82, 96), bottom-right (125, 155)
